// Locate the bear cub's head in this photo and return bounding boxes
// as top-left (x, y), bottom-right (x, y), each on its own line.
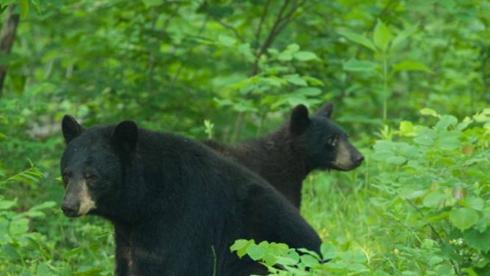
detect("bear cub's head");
top-left (289, 103), bottom-right (364, 172)
top-left (60, 115), bottom-right (138, 218)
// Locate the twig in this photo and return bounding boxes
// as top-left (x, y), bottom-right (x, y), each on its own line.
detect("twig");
top-left (0, 5), bottom-right (20, 97)
top-left (216, 20), bottom-right (245, 43)
top-left (405, 199), bottom-right (461, 275)
top-left (253, 0), bottom-right (273, 51)
top-left (231, 0), bottom-right (308, 142)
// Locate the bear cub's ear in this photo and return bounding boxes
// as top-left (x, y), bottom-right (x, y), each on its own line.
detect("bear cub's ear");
top-left (290, 104), bottom-right (310, 135)
top-left (62, 115), bottom-right (84, 143)
top-left (315, 102), bottom-right (334, 118)
top-left (112, 120), bottom-right (138, 152)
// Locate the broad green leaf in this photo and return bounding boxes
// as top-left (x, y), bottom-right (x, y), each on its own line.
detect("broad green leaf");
top-left (142, 0), bottom-right (163, 7)
top-left (218, 35), bottom-right (236, 47)
top-left (373, 19), bottom-right (392, 52)
top-left (449, 208), bottom-right (479, 232)
top-left (36, 263), bottom-right (50, 274)
top-left (321, 243), bottom-right (337, 260)
top-left (293, 51), bottom-right (319, 61)
top-left (338, 30), bottom-right (377, 52)
top-left (246, 243), bottom-right (266, 261)
top-left (463, 228), bottom-right (490, 253)
top-left (392, 24), bottom-right (419, 49)
top-left (466, 198), bottom-right (484, 211)
top-left (386, 156), bottom-right (406, 165)
top-left (283, 74), bottom-right (307, 86)
top-left (423, 192), bottom-right (445, 208)
top-left (435, 115), bottom-right (458, 131)
top-left (393, 61), bottom-right (433, 73)
top-left (343, 58), bottom-right (378, 72)
top-left (0, 199), bottom-right (17, 210)
top-left (230, 239), bottom-right (254, 258)
top-left (9, 218), bottom-right (29, 235)
top-left (277, 52), bottom-right (293, 61)
top-left (286, 43), bottom-right (300, 53)
top-left (414, 129), bottom-right (436, 145)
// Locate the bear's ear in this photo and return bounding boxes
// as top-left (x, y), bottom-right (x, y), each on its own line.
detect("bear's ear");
top-left (112, 120), bottom-right (138, 152)
top-left (290, 104), bottom-right (310, 135)
top-left (315, 102), bottom-right (333, 118)
top-left (62, 115), bottom-right (84, 143)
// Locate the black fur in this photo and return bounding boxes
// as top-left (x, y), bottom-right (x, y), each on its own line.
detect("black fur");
top-left (204, 103), bottom-right (364, 208)
top-left (60, 117), bottom-right (321, 276)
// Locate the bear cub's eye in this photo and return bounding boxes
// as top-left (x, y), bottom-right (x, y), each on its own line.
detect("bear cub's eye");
top-left (327, 135), bottom-right (338, 147)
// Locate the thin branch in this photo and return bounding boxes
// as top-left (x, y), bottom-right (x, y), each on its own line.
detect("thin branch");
top-left (232, 0), bottom-right (308, 142)
top-left (250, 0), bottom-right (292, 76)
top-left (0, 5), bottom-right (20, 97)
top-left (216, 20), bottom-right (245, 43)
top-left (254, 0), bottom-right (273, 51)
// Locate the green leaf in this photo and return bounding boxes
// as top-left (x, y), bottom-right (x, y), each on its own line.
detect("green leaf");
top-left (9, 218), bottom-right (30, 235)
top-left (414, 129), bottom-right (436, 146)
top-left (246, 243), bottom-right (266, 261)
top-left (392, 24), bottom-right (419, 49)
top-left (293, 87), bottom-right (322, 96)
top-left (337, 30), bottom-right (377, 52)
top-left (36, 263), bottom-right (50, 275)
top-left (230, 239), bottom-right (254, 258)
top-left (420, 108), bottom-right (439, 117)
top-left (423, 192), bottom-right (446, 208)
top-left (218, 35), bottom-right (236, 47)
top-left (300, 254), bottom-right (319, 267)
top-left (393, 61), bottom-right (433, 73)
top-left (283, 74), bottom-right (307, 86)
top-left (343, 58), bottom-right (378, 72)
top-left (293, 51), bottom-right (319, 61)
top-left (0, 199), bottom-right (17, 210)
top-left (286, 43), bottom-right (300, 53)
top-left (449, 208), bottom-right (479, 232)
top-left (142, 0), bottom-right (163, 7)
top-left (29, 201), bottom-right (56, 211)
top-left (321, 243), bottom-right (338, 260)
top-left (463, 228), bottom-right (490, 253)
top-left (435, 115), bottom-right (458, 131)
top-left (19, 0), bottom-right (29, 20)
top-left (373, 19), bottom-right (392, 52)
top-left (386, 156), bottom-right (406, 165)
top-left (467, 198), bottom-right (484, 211)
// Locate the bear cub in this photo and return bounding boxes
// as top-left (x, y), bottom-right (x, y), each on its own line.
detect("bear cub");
top-left (204, 103), bottom-right (364, 209)
top-left (60, 116), bottom-right (321, 276)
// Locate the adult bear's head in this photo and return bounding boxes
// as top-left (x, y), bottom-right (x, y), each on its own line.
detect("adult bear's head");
top-left (289, 103), bottom-right (364, 172)
top-left (60, 115), bottom-right (138, 218)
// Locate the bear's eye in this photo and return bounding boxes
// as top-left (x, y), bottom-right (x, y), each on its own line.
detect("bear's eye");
top-left (327, 135), bottom-right (338, 147)
top-left (85, 174), bottom-right (98, 182)
top-left (62, 172), bottom-right (71, 185)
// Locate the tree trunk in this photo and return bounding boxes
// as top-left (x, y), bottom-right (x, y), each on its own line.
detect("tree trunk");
top-left (0, 5), bottom-right (20, 97)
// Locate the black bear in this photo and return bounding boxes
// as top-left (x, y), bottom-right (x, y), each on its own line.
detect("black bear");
top-left (60, 116), bottom-right (321, 276)
top-left (204, 103), bottom-right (364, 209)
